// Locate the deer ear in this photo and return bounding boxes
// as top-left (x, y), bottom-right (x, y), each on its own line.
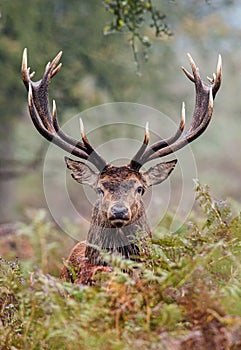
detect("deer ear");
top-left (142, 159), bottom-right (177, 187)
top-left (64, 157), bottom-right (98, 187)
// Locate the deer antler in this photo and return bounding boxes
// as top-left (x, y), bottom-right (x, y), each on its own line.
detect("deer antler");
top-left (22, 50), bottom-right (222, 173)
top-left (22, 49), bottom-right (108, 171)
top-left (130, 54), bottom-right (222, 170)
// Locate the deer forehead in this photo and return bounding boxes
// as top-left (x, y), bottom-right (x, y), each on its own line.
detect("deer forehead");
top-left (98, 166), bottom-right (146, 191)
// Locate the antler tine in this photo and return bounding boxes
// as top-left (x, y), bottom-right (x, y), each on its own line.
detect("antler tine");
top-left (129, 122), bottom-right (150, 170)
top-left (181, 101), bottom-right (186, 129)
top-left (137, 103), bottom-right (185, 165)
top-left (51, 100), bottom-right (90, 151)
top-left (182, 66), bottom-right (194, 83)
top-left (136, 54), bottom-right (221, 165)
top-left (22, 48), bottom-right (30, 89)
top-left (212, 54), bottom-right (222, 98)
top-left (145, 122), bottom-right (150, 144)
top-left (187, 53), bottom-right (203, 88)
top-left (22, 49), bottom-right (108, 171)
top-left (79, 118), bottom-right (96, 153)
top-left (181, 54), bottom-right (203, 87)
top-left (46, 51), bottom-right (63, 78)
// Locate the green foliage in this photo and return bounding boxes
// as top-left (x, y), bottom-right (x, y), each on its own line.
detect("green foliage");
top-left (1, 183), bottom-right (241, 348)
top-left (103, 0), bottom-right (172, 70)
top-left (194, 179), bottom-right (232, 231)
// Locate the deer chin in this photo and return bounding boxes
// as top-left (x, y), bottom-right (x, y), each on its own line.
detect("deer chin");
top-left (109, 218), bottom-right (130, 228)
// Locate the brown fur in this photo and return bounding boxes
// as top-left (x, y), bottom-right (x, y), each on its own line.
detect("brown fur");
top-left (60, 241), bottom-right (87, 282)
top-left (60, 241), bottom-right (112, 285)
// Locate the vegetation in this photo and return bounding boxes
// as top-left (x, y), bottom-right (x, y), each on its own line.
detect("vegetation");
top-left (1, 183), bottom-right (241, 349)
top-left (103, 0), bottom-right (172, 69)
top-left (0, 2), bottom-right (241, 348)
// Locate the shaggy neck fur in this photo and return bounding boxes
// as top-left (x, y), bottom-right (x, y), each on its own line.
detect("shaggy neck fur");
top-left (85, 201), bottom-right (151, 265)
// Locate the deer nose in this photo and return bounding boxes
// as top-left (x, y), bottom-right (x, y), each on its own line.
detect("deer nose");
top-left (110, 205), bottom-right (129, 220)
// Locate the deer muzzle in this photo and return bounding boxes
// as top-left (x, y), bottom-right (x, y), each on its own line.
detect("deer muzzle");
top-left (108, 204), bottom-right (131, 227)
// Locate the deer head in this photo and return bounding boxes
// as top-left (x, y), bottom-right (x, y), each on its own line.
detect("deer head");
top-left (64, 157), bottom-right (177, 228)
top-left (22, 49), bottom-right (222, 263)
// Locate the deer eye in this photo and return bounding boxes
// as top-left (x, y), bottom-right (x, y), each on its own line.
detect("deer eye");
top-left (96, 187), bottom-right (104, 196)
top-left (136, 186), bottom-right (145, 195)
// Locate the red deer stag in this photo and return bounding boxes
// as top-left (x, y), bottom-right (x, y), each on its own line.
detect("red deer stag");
top-left (22, 49), bottom-right (222, 284)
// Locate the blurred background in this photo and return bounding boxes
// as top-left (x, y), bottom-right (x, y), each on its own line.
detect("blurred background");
top-left (0, 0), bottom-right (240, 229)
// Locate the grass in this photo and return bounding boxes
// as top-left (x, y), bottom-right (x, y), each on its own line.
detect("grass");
top-left (0, 181), bottom-right (241, 349)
